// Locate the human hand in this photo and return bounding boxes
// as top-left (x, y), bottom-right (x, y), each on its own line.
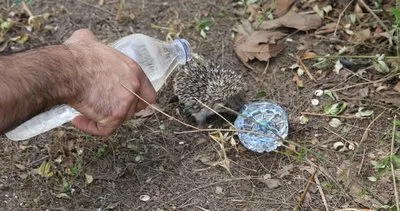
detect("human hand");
top-left (64, 29), bottom-right (156, 136)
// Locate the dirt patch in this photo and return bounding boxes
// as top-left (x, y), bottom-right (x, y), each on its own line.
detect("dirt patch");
top-left (1, 0), bottom-right (399, 210)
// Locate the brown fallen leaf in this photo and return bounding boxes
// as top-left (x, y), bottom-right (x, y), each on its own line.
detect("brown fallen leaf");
top-left (381, 98), bottom-right (400, 106)
top-left (293, 73), bottom-right (304, 88)
top-left (134, 107), bottom-right (155, 118)
top-left (275, 0), bottom-right (295, 17)
top-left (355, 28), bottom-right (371, 42)
top-left (355, 3), bottom-right (364, 18)
top-left (247, 4), bottom-right (261, 22)
top-left (255, 10), bottom-right (322, 31)
top-left (15, 164), bottom-right (26, 171)
top-left (302, 51), bottom-right (317, 59)
top-left (264, 178), bottom-right (281, 189)
top-left (394, 81), bottom-right (400, 93)
top-left (276, 164), bottom-right (294, 178)
top-left (234, 30), bottom-right (286, 66)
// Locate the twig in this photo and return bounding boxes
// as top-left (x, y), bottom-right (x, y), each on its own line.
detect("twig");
top-left (21, 1), bottom-right (33, 17)
top-left (77, 0), bottom-right (115, 16)
top-left (391, 115), bottom-right (400, 211)
top-left (194, 98), bottom-right (235, 128)
top-left (161, 177), bottom-right (264, 206)
top-left (314, 173), bottom-right (329, 211)
top-left (120, 83), bottom-right (199, 130)
top-left (115, 0), bottom-right (125, 21)
top-left (398, 0), bottom-right (400, 57)
top-left (330, 73), bottom-right (400, 92)
top-left (357, 148), bottom-right (366, 175)
top-left (304, 55), bottom-right (399, 60)
top-left (262, 60), bottom-right (270, 75)
top-left (297, 55), bottom-right (316, 81)
top-left (334, 0), bottom-right (354, 36)
top-left (301, 112), bottom-right (361, 119)
top-left (358, 0), bottom-right (390, 33)
top-left (295, 169), bottom-right (317, 210)
top-left (323, 127), bottom-right (352, 144)
top-left (350, 111), bottom-right (385, 163)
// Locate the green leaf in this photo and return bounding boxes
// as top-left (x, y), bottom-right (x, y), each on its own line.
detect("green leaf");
top-left (255, 90), bottom-right (267, 99)
top-left (299, 115), bottom-right (309, 125)
top-left (349, 14), bottom-right (357, 24)
top-left (355, 107), bottom-right (374, 118)
top-left (1, 20), bottom-right (13, 32)
top-left (391, 8), bottom-right (400, 26)
top-left (395, 131), bottom-right (400, 145)
top-left (313, 58), bottom-right (331, 69)
top-left (197, 18), bottom-right (214, 31)
top-left (394, 119), bottom-right (400, 126)
top-left (62, 177), bottom-right (70, 191)
top-left (324, 102), bottom-right (348, 116)
top-left (375, 156), bottom-right (390, 170)
top-left (373, 54), bottom-right (390, 73)
top-left (391, 155), bottom-right (400, 168)
top-left (324, 90), bottom-right (338, 100)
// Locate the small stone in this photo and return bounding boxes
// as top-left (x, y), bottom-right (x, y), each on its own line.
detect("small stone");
top-left (135, 155), bottom-right (144, 163)
top-left (314, 90), bottom-right (323, 96)
top-left (329, 118), bottom-right (342, 128)
top-left (311, 99), bottom-right (319, 106)
top-left (215, 186), bottom-right (223, 194)
top-left (140, 195), bottom-right (150, 202)
top-left (333, 141), bottom-right (345, 152)
top-left (263, 174), bottom-right (272, 180)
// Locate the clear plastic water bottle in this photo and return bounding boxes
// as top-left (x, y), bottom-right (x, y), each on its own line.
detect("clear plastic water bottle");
top-left (234, 101), bottom-right (289, 153)
top-left (6, 34), bottom-right (192, 141)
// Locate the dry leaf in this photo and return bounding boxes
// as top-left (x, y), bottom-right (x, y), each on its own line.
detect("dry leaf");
top-left (275, 0), bottom-right (295, 17)
top-left (381, 98), bottom-right (400, 106)
top-left (247, 4), bottom-right (261, 22)
top-left (85, 173), bottom-right (93, 184)
top-left (355, 28), bottom-right (371, 42)
top-left (234, 29), bottom-right (286, 66)
top-left (276, 164), bottom-right (294, 178)
top-left (355, 3), bottom-right (364, 18)
top-left (302, 51), bottom-right (317, 59)
top-left (28, 16), bottom-right (41, 30)
top-left (359, 87), bottom-right (369, 97)
top-left (333, 60), bottom-right (343, 74)
top-left (295, 191), bottom-right (311, 207)
top-left (265, 179), bottom-right (281, 189)
top-left (293, 74), bottom-right (304, 88)
top-left (134, 107), bottom-right (155, 118)
top-left (394, 82), bottom-right (400, 93)
top-left (288, 143), bottom-right (296, 152)
top-left (56, 193), bottom-right (71, 199)
top-left (255, 10), bottom-right (322, 31)
top-left (15, 164), bottom-right (26, 171)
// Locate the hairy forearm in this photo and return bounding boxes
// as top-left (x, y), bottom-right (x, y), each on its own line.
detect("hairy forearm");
top-left (0, 45), bottom-right (82, 133)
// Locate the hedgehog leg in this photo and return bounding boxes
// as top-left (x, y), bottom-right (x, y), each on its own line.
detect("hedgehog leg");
top-left (167, 95), bottom-right (179, 104)
top-left (191, 108), bottom-right (210, 129)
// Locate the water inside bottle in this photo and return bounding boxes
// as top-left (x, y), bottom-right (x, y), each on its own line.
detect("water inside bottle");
top-left (234, 101), bottom-right (289, 153)
top-left (113, 34), bottom-right (189, 91)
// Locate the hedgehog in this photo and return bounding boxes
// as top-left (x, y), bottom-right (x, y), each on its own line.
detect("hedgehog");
top-left (173, 54), bottom-right (246, 128)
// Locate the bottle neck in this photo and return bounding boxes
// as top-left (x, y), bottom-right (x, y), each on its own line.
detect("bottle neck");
top-left (172, 39), bottom-right (192, 65)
